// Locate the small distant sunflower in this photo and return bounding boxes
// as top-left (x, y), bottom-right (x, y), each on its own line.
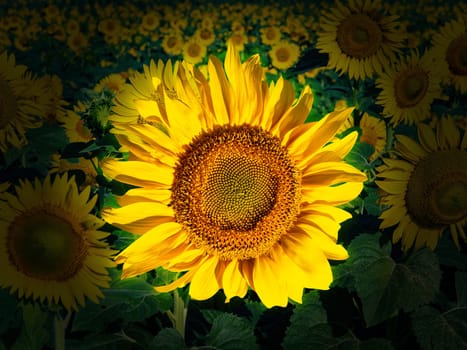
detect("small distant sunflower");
top-left (141, 12), bottom-right (160, 32)
top-left (376, 50), bottom-right (443, 125)
top-left (161, 32), bottom-right (184, 56)
top-left (316, 0), bottom-right (405, 80)
top-left (67, 32), bottom-right (88, 53)
top-left (260, 26), bottom-right (281, 45)
top-left (57, 110), bottom-right (93, 143)
top-left (0, 52), bottom-right (47, 151)
top-left (0, 174), bottom-right (115, 311)
top-left (359, 113), bottom-right (387, 161)
top-left (376, 117), bottom-right (467, 251)
top-left (228, 32), bottom-right (248, 52)
top-left (430, 19), bottom-right (467, 93)
top-left (182, 38), bottom-right (207, 65)
top-left (101, 42), bottom-right (366, 308)
top-left (195, 27), bottom-right (216, 46)
top-left (269, 41), bottom-right (300, 70)
top-left (94, 73), bottom-right (126, 95)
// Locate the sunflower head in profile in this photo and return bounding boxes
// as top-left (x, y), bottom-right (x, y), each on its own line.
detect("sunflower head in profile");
top-left (430, 19), bottom-right (467, 93)
top-left (0, 174), bottom-right (115, 311)
top-left (376, 50), bottom-right (443, 125)
top-left (316, 0), bottom-right (405, 80)
top-left (376, 117), bottom-right (467, 252)
top-left (101, 42), bottom-right (366, 308)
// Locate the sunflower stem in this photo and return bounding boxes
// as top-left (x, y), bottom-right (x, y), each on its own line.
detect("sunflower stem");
top-left (173, 290), bottom-right (188, 339)
top-left (54, 313), bottom-right (66, 350)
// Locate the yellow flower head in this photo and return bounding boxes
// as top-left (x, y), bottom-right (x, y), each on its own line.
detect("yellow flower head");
top-left (0, 174), bottom-right (115, 311)
top-left (377, 117), bottom-right (467, 252)
top-left (269, 40), bottom-right (301, 70)
top-left (316, 0), bottom-right (405, 80)
top-left (101, 42), bottom-right (366, 308)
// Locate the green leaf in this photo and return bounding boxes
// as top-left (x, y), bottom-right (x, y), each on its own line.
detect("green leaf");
top-left (331, 232), bottom-right (390, 291)
top-left (456, 272), bottom-right (467, 306)
top-left (10, 304), bottom-right (49, 350)
top-left (412, 306), bottom-right (467, 350)
top-left (244, 301), bottom-right (267, 326)
top-left (149, 328), bottom-right (186, 350)
top-left (283, 291), bottom-right (327, 348)
top-left (436, 235), bottom-right (467, 269)
top-left (363, 187), bottom-right (383, 216)
top-left (355, 248), bottom-right (441, 327)
top-left (0, 288), bottom-right (21, 334)
top-left (72, 276), bottom-right (171, 332)
top-left (204, 313), bottom-right (258, 350)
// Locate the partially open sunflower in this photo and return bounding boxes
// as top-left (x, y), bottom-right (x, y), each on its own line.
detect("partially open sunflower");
top-left (101, 42), bottom-right (366, 308)
top-left (377, 117), bottom-right (467, 251)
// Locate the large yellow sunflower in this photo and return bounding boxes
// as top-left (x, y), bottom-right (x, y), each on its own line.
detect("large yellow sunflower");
top-left (430, 19), bottom-right (467, 93)
top-left (376, 50), bottom-right (443, 125)
top-left (0, 174), bottom-right (115, 311)
top-left (101, 42), bottom-right (366, 308)
top-left (0, 52), bottom-right (48, 151)
top-left (376, 117), bottom-right (467, 252)
top-left (316, 0), bottom-right (405, 80)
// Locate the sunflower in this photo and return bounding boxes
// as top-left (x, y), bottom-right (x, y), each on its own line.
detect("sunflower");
top-left (50, 154), bottom-right (98, 188)
top-left (182, 38), bottom-right (207, 65)
top-left (316, 0), bottom-right (405, 80)
top-left (0, 174), bottom-right (115, 311)
top-left (430, 19), bottom-right (467, 93)
top-left (57, 109), bottom-right (93, 143)
top-left (94, 73), bottom-right (127, 95)
top-left (359, 113), bottom-right (387, 161)
top-left (269, 41), bottom-right (300, 71)
top-left (376, 117), bottom-right (467, 252)
top-left (0, 52), bottom-right (47, 151)
top-left (260, 26), bottom-right (281, 45)
top-left (101, 42), bottom-right (366, 308)
top-left (376, 50), bottom-right (443, 125)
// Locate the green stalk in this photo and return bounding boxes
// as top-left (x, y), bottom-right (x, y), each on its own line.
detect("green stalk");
top-left (173, 290), bottom-right (188, 339)
top-left (54, 311), bottom-right (71, 350)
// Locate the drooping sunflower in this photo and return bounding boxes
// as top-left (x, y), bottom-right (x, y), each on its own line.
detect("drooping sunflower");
top-left (101, 42), bottom-right (366, 308)
top-left (316, 0), bottom-right (405, 80)
top-left (376, 117), bottom-right (467, 252)
top-left (376, 50), bottom-right (443, 125)
top-left (0, 51), bottom-right (47, 152)
top-left (0, 174), bottom-right (115, 311)
top-left (430, 19), bottom-right (467, 93)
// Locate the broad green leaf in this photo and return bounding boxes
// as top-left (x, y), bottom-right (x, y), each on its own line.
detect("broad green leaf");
top-left (283, 291), bottom-right (327, 348)
top-left (204, 313), bottom-right (258, 350)
top-left (149, 328), bottom-right (186, 350)
top-left (244, 301), bottom-right (267, 326)
top-left (356, 248), bottom-right (441, 327)
top-left (331, 232), bottom-right (391, 290)
top-left (72, 277), bottom-right (171, 332)
top-left (436, 236), bottom-right (467, 269)
top-left (10, 304), bottom-right (49, 350)
top-left (412, 306), bottom-right (467, 350)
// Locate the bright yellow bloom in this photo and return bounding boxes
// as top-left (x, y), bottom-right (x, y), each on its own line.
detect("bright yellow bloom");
top-left (101, 42), bottom-right (366, 308)
top-left (376, 117), bottom-right (467, 252)
top-left (0, 174), bottom-right (115, 311)
top-left (269, 41), bottom-right (301, 70)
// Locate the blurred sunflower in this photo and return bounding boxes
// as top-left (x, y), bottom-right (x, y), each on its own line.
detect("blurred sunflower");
top-left (269, 40), bottom-right (300, 70)
top-left (50, 155), bottom-right (98, 188)
top-left (260, 26), bottom-right (281, 45)
top-left (316, 0), bottom-right (405, 80)
top-left (0, 174), bottom-right (115, 311)
top-left (101, 42), bottom-right (366, 308)
top-left (161, 31), bottom-right (184, 56)
top-left (182, 38), bottom-right (207, 65)
top-left (376, 50), bottom-right (443, 125)
top-left (376, 117), bottom-right (467, 251)
top-left (94, 73), bottom-right (127, 95)
top-left (359, 113), bottom-right (387, 161)
top-left (430, 19), bottom-right (467, 93)
top-left (57, 109), bottom-right (93, 143)
top-left (194, 27), bottom-right (216, 46)
top-left (0, 52), bottom-right (47, 152)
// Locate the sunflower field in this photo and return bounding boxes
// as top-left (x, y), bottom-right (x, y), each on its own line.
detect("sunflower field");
top-left (0, 0), bottom-right (466, 349)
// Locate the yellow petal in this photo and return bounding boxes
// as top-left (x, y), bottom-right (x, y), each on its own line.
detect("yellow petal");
top-left (102, 202), bottom-right (174, 225)
top-left (302, 181), bottom-right (364, 205)
top-left (253, 254), bottom-right (288, 308)
top-left (302, 161), bottom-right (367, 185)
top-left (222, 259), bottom-right (248, 301)
top-left (207, 56), bottom-right (230, 125)
top-left (189, 256), bottom-right (220, 300)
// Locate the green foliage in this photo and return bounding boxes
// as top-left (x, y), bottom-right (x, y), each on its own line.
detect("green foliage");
top-left (149, 328), bottom-right (187, 350)
top-left (10, 304), bottom-right (49, 350)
